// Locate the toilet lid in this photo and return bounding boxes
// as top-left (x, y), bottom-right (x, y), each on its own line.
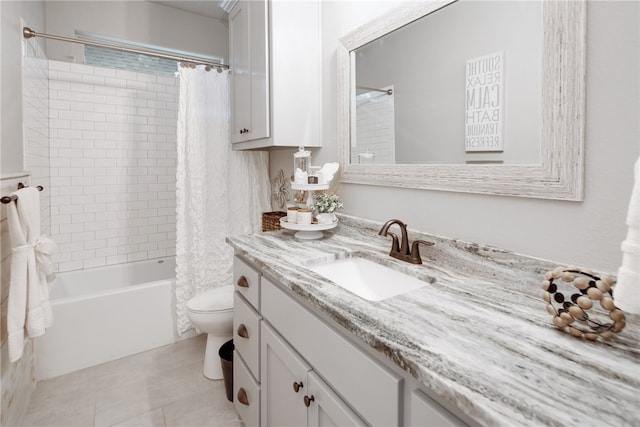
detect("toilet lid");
top-left (187, 285), bottom-right (234, 312)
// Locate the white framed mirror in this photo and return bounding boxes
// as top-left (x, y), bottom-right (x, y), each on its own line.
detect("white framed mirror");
top-left (337, 0), bottom-right (586, 200)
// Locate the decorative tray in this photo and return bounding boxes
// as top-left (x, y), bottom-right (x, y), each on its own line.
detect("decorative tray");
top-left (279, 217), bottom-right (338, 239)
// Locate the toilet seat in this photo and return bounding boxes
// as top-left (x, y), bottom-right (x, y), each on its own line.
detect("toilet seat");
top-left (187, 285), bottom-right (234, 313)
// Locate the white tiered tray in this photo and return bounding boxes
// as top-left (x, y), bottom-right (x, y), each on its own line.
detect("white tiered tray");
top-left (279, 217), bottom-right (338, 240)
top-left (290, 182), bottom-right (329, 191)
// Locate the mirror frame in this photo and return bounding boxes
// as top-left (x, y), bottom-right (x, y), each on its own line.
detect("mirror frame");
top-left (337, 0), bottom-right (585, 201)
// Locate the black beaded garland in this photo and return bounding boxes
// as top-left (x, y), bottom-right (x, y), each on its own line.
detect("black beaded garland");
top-left (541, 266), bottom-right (625, 341)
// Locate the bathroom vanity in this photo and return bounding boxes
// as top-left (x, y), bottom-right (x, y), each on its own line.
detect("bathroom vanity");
top-left (227, 215), bottom-right (640, 426)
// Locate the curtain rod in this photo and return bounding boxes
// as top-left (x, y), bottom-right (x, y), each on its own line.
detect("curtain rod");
top-left (22, 27), bottom-right (229, 71)
top-left (356, 85), bottom-right (393, 95)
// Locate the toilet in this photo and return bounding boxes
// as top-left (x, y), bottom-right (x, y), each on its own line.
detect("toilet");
top-left (186, 284), bottom-right (234, 379)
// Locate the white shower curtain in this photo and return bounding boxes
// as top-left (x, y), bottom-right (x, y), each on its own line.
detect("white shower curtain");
top-left (175, 65), bottom-right (270, 334)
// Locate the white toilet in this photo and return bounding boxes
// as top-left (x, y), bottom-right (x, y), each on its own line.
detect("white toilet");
top-left (186, 284), bottom-right (234, 379)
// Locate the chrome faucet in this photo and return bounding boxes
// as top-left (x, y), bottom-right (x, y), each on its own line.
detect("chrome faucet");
top-left (378, 219), bottom-right (434, 264)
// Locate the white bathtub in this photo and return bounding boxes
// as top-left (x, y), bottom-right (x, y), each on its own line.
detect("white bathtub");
top-left (35, 257), bottom-right (194, 380)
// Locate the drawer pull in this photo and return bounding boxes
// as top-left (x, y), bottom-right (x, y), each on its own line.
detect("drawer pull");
top-left (237, 324), bottom-right (249, 338)
top-left (303, 395), bottom-right (315, 407)
top-left (237, 275), bottom-right (249, 288)
top-left (237, 388), bottom-right (250, 406)
top-left (293, 381), bottom-right (303, 393)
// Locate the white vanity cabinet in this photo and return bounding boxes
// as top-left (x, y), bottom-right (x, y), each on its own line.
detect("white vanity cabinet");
top-left (228, 0), bottom-right (322, 150)
top-left (232, 255), bottom-right (467, 427)
top-left (261, 322), bottom-right (367, 427)
top-left (261, 277), bottom-right (401, 426)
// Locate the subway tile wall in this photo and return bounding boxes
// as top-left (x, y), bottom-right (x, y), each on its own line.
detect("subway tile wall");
top-left (0, 177), bottom-right (37, 427)
top-left (48, 61), bottom-right (178, 272)
top-left (23, 40), bottom-right (51, 236)
top-left (352, 89), bottom-right (396, 164)
top-left (0, 35), bottom-right (49, 427)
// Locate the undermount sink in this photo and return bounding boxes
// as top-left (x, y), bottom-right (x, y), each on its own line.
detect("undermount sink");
top-left (308, 257), bottom-right (428, 301)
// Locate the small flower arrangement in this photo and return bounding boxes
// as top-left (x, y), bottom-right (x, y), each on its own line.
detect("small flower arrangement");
top-left (313, 192), bottom-right (344, 214)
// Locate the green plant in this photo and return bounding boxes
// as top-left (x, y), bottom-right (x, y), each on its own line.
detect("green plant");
top-left (313, 193), bottom-right (344, 213)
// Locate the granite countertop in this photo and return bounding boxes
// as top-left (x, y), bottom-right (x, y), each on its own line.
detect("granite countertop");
top-left (226, 214), bottom-right (640, 427)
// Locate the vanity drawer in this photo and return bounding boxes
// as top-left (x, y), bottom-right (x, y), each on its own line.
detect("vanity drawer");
top-left (233, 354), bottom-right (260, 427)
top-left (262, 278), bottom-right (402, 427)
top-left (234, 292), bottom-right (261, 380)
top-left (233, 256), bottom-right (260, 309)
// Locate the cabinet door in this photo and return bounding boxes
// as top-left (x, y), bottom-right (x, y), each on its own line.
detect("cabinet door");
top-left (229, 1), bottom-right (250, 143)
top-left (247, 0), bottom-right (269, 141)
top-left (261, 322), bottom-right (310, 427)
top-left (306, 371), bottom-right (367, 427)
top-left (229, 0), bottom-right (269, 144)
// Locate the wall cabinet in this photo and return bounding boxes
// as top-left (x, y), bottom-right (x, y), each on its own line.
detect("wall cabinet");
top-left (229, 0), bottom-right (269, 145)
top-left (232, 255), bottom-right (467, 427)
top-left (229, 0), bottom-right (322, 150)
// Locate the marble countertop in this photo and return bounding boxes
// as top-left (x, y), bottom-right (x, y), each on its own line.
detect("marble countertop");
top-left (226, 214), bottom-right (640, 427)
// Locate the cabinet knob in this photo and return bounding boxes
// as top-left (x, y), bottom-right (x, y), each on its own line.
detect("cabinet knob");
top-left (237, 275), bottom-right (249, 288)
top-left (237, 388), bottom-right (249, 406)
top-left (292, 381), bottom-right (303, 393)
top-left (237, 324), bottom-right (249, 338)
top-left (303, 395), bottom-right (315, 407)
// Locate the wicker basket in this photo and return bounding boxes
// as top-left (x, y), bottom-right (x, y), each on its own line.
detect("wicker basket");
top-left (262, 211), bottom-right (287, 232)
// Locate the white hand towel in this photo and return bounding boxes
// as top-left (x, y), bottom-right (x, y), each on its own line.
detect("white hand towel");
top-left (6, 186), bottom-right (56, 362)
top-left (614, 157), bottom-right (640, 313)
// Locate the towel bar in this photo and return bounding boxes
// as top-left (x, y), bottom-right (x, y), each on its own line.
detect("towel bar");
top-left (1, 183), bottom-right (44, 204)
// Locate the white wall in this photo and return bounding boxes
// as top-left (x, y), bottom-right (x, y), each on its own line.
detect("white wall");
top-left (270, 0), bottom-right (640, 273)
top-left (1, 0), bottom-right (46, 175)
top-left (44, 1), bottom-right (228, 64)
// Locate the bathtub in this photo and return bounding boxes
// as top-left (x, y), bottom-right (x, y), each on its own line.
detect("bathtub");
top-left (34, 257), bottom-right (195, 380)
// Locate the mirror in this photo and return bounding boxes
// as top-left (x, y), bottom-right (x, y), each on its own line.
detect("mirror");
top-left (337, 0), bottom-right (585, 200)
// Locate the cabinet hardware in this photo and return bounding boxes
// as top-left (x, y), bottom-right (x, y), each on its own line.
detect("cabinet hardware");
top-left (237, 388), bottom-right (250, 406)
top-left (237, 324), bottom-right (249, 338)
top-left (237, 275), bottom-right (249, 288)
top-left (303, 395), bottom-right (315, 407)
top-left (293, 381), bottom-right (303, 393)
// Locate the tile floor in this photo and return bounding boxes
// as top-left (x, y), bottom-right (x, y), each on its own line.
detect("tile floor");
top-left (22, 335), bottom-right (244, 427)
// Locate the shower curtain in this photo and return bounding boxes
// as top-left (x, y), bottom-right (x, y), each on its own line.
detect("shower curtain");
top-left (175, 65), bottom-right (270, 334)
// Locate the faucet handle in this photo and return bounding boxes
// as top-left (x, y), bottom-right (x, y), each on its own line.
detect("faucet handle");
top-left (384, 231), bottom-right (400, 254)
top-left (410, 240), bottom-right (434, 264)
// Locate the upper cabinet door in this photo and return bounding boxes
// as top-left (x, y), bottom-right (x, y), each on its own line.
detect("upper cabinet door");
top-left (229, 2), bottom-right (250, 142)
top-left (229, 0), bottom-right (321, 150)
top-left (229, 0), bottom-right (269, 144)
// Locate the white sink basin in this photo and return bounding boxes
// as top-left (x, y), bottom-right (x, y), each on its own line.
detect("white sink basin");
top-left (308, 257), bottom-right (427, 301)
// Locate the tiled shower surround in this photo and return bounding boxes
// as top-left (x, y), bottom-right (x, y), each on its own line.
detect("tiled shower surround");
top-left (48, 61), bottom-right (179, 272)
